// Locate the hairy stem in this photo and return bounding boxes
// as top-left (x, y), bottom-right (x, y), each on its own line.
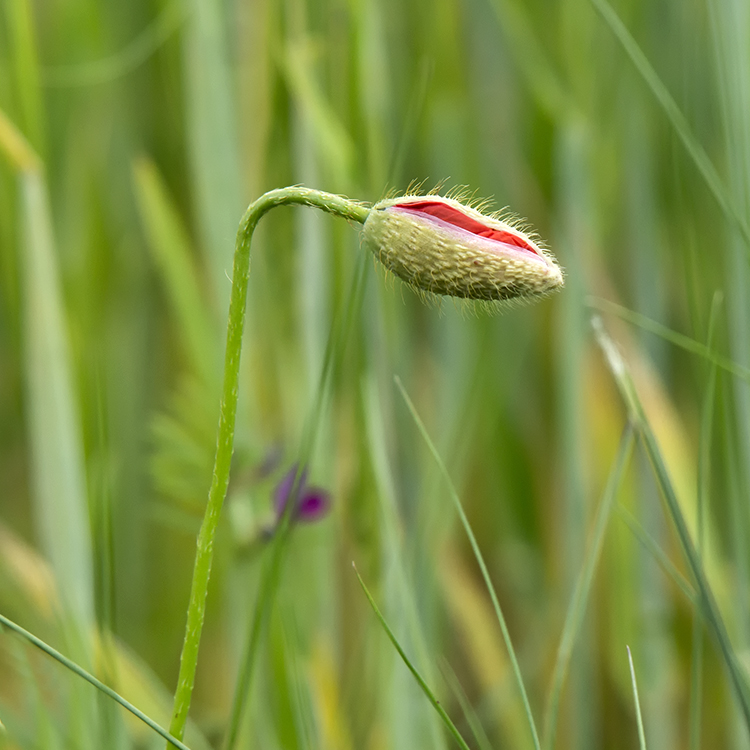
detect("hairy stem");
top-left (167, 188), bottom-right (369, 744)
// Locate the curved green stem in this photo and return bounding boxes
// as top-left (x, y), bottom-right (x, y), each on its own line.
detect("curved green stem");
top-left (167, 188), bottom-right (369, 744)
top-left (222, 251), bottom-right (369, 750)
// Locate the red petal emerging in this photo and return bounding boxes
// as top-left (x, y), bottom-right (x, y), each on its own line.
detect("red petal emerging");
top-left (394, 200), bottom-right (538, 255)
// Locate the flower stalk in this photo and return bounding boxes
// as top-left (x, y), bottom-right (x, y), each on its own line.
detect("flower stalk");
top-left (167, 185), bottom-right (562, 745)
top-left (167, 188), bottom-right (368, 745)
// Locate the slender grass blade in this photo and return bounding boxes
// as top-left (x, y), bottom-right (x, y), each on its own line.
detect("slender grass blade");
top-left (0, 612), bottom-right (192, 750)
top-left (440, 659), bottom-right (495, 750)
top-left (588, 0), bottom-right (750, 256)
top-left (616, 505), bottom-right (696, 605)
top-left (627, 646), bottom-right (648, 750)
top-left (353, 565), bottom-right (472, 750)
top-left (587, 296), bottom-right (750, 386)
top-left (593, 317), bottom-right (750, 734)
top-left (395, 375), bottom-right (541, 750)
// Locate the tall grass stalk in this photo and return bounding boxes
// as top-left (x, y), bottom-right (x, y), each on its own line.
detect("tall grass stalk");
top-left (594, 318), bottom-right (750, 735)
top-left (168, 188), bottom-right (368, 744)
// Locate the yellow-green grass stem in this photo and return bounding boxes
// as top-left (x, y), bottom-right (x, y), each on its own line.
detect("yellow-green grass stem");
top-left (168, 188), bottom-right (369, 744)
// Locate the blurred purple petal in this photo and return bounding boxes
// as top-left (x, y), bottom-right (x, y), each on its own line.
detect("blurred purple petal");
top-left (297, 489), bottom-right (330, 522)
top-left (273, 464), bottom-right (308, 517)
top-left (272, 463), bottom-right (330, 525)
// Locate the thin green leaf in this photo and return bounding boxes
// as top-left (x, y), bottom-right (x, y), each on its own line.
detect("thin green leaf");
top-left (543, 426), bottom-right (635, 750)
top-left (0, 613), bottom-right (192, 750)
top-left (627, 646), bottom-right (648, 750)
top-left (354, 565), bottom-right (472, 750)
top-left (439, 660), bottom-right (495, 750)
top-left (593, 317), bottom-right (750, 734)
top-left (588, 0), bottom-right (750, 257)
top-left (395, 375), bottom-right (541, 750)
top-left (587, 296), bottom-right (750, 386)
top-left (616, 505), bottom-right (696, 605)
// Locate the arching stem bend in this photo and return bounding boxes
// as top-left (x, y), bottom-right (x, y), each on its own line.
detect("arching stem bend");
top-left (167, 188), bottom-right (369, 745)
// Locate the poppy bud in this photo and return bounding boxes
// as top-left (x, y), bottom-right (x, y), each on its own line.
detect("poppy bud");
top-left (362, 195), bottom-right (563, 303)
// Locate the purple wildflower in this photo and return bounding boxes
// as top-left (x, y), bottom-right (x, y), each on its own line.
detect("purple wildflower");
top-left (273, 464), bottom-right (330, 524)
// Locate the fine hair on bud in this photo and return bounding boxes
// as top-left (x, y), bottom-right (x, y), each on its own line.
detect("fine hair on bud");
top-left (362, 192), bottom-right (564, 306)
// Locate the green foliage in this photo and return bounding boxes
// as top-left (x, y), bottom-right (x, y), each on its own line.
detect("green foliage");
top-left (2, 0), bottom-right (750, 747)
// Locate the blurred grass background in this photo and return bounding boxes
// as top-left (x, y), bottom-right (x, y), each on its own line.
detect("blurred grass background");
top-left (1, 0), bottom-right (749, 748)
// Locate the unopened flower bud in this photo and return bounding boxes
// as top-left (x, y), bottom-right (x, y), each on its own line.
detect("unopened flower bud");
top-left (362, 195), bottom-right (563, 302)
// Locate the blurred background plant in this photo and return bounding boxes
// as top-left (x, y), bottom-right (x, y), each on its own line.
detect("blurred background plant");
top-left (1, 0), bottom-right (749, 748)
